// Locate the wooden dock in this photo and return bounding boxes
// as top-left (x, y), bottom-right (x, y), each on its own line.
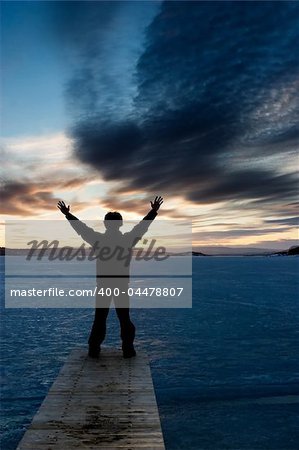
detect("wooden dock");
top-left (17, 348), bottom-right (165, 449)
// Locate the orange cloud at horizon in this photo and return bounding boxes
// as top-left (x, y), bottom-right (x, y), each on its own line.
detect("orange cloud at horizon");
top-left (1, 132), bottom-right (298, 250)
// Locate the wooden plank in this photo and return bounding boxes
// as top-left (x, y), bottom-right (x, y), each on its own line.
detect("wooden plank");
top-left (17, 348), bottom-right (165, 450)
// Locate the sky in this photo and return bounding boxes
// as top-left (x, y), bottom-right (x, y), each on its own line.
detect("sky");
top-left (1, 1), bottom-right (298, 250)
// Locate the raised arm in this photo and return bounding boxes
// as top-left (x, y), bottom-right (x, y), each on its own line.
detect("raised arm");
top-left (150, 196), bottom-right (163, 214)
top-left (127, 196), bottom-right (163, 244)
top-left (57, 200), bottom-right (99, 246)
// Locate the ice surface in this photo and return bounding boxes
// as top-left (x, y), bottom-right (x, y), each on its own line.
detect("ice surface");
top-left (1, 256), bottom-right (298, 449)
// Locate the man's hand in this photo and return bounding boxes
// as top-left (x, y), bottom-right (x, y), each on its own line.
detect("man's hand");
top-left (150, 196), bottom-right (163, 212)
top-left (57, 200), bottom-right (70, 216)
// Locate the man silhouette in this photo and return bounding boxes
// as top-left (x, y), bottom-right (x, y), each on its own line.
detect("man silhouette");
top-left (57, 196), bottom-right (163, 358)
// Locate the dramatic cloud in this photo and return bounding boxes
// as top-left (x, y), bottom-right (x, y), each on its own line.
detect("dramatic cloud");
top-left (1, 179), bottom-right (90, 216)
top-left (2, 1), bottom-right (298, 248)
top-left (49, 1), bottom-right (158, 120)
top-left (0, 133), bottom-right (99, 216)
top-left (264, 217), bottom-right (299, 226)
top-left (67, 1), bottom-right (298, 211)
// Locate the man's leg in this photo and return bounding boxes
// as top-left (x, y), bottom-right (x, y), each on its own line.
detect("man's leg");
top-left (115, 287), bottom-right (136, 358)
top-left (88, 286), bottom-right (111, 357)
top-left (88, 307), bottom-right (110, 356)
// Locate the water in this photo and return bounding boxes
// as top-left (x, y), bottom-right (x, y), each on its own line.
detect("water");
top-left (1, 256), bottom-right (298, 449)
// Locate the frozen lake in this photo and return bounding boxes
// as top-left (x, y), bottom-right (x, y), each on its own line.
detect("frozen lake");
top-left (1, 256), bottom-right (298, 449)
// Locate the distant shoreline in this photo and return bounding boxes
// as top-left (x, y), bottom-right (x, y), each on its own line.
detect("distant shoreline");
top-left (1, 246), bottom-right (298, 257)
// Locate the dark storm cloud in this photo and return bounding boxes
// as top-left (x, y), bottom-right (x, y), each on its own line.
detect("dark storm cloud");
top-left (187, 169), bottom-right (298, 204)
top-left (264, 217), bottom-right (299, 226)
top-left (49, 1), bottom-right (120, 57)
top-left (1, 180), bottom-right (89, 216)
top-left (48, 1), bottom-right (121, 117)
top-left (68, 1), bottom-right (299, 205)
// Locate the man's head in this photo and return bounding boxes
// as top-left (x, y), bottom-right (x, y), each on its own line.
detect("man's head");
top-left (104, 211), bottom-right (123, 230)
